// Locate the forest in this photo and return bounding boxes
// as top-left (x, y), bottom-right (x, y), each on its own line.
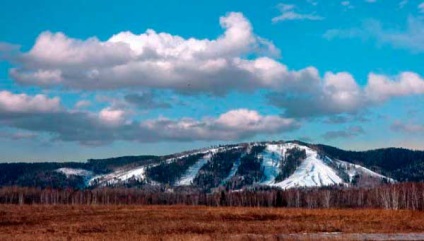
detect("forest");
top-left (1, 182), bottom-right (424, 211)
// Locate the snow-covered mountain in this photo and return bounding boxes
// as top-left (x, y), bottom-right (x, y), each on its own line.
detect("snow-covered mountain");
top-left (59, 141), bottom-right (393, 190)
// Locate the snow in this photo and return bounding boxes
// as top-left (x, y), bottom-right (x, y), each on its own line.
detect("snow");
top-left (56, 168), bottom-right (93, 178)
top-left (221, 154), bottom-right (244, 184)
top-left (259, 144), bottom-right (284, 184)
top-left (272, 146), bottom-right (344, 189)
top-left (56, 168), bottom-right (94, 186)
top-left (175, 146), bottom-right (245, 186)
top-left (256, 142), bottom-right (392, 189)
top-left (336, 160), bottom-right (395, 183)
top-left (89, 146), bottom-right (240, 187)
top-left (88, 165), bottom-right (147, 186)
top-left (175, 153), bottom-right (211, 186)
top-left (86, 141), bottom-right (394, 189)
top-left (257, 143), bottom-right (343, 189)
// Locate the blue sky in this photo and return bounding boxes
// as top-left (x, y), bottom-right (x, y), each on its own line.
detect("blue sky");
top-left (1, 0), bottom-right (424, 162)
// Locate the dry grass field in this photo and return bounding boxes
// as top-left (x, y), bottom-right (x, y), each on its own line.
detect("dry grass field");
top-left (0, 205), bottom-right (423, 241)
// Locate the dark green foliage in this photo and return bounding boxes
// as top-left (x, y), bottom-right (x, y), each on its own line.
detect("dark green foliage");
top-left (16, 171), bottom-right (86, 189)
top-left (392, 160), bottom-right (424, 182)
top-left (275, 147), bottom-right (306, 182)
top-left (0, 155), bottom-right (158, 188)
top-left (146, 153), bottom-right (205, 185)
top-left (194, 148), bottom-right (244, 190)
top-left (316, 145), bottom-right (424, 181)
top-left (231, 145), bottom-right (266, 187)
top-left (0, 162), bottom-right (85, 187)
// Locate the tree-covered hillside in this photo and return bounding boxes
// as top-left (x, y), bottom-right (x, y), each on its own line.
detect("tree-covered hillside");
top-left (316, 144), bottom-right (424, 181)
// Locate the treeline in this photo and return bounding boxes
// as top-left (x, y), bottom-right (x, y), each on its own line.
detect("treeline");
top-left (0, 155), bottom-right (158, 188)
top-left (1, 183), bottom-right (424, 210)
top-left (316, 144), bottom-right (424, 181)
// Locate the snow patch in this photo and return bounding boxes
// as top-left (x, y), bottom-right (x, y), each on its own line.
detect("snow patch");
top-left (336, 160), bottom-right (394, 183)
top-left (258, 143), bottom-right (344, 189)
top-left (176, 153), bottom-right (211, 186)
top-left (89, 165), bottom-right (147, 186)
top-left (221, 154), bottom-right (244, 184)
top-left (56, 168), bottom-right (93, 177)
top-left (273, 146), bottom-right (344, 189)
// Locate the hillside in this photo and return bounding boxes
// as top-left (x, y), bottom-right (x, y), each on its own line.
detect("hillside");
top-left (2, 140), bottom-right (419, 191)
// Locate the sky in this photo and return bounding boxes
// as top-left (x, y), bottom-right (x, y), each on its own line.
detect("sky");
top-left (1, 0), bottom-right (424, 162)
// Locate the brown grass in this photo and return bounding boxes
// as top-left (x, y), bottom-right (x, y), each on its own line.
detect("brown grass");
top-left (0, 205), bottom-right (423, 240)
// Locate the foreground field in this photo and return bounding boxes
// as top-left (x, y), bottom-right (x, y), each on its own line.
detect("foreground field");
top-left (0, 205), bottom-right (424, 241)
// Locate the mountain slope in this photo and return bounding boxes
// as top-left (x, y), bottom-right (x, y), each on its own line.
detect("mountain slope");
top-left (2, 140), bottom-right (420, 190)
top-left (84, 141), bottom-right (393, 190)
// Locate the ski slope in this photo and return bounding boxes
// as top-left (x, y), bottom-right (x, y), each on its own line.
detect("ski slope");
top-left (82, 141), bottom-right (393, 189)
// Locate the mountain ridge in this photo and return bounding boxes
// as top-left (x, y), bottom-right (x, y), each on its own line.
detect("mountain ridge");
top-left (1, 140), bottom-right (423, 191)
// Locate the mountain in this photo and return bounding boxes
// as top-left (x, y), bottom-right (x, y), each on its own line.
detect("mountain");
top-left (1, 140), bottom-right (423, 191)
top-left (85, 141), bottom-right (394, 190)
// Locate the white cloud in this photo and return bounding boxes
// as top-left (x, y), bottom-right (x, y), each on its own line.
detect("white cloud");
top-left (268, 70), bottom-right (424, 117)
top-left (0, 90), bottom-right (61, 114)
top-left (140, 109), bottom-right (299, 141)
top-left (0, 103), bottom-right (299, 145)
top-left (3, 12), bottom-right (424, 119)
top-left (366, 72), bottom-right (424, 101)
top-left (0, 91), bottom-right (299, 144)
top-left (98, 107), bottom-right (127, 126)
top-left (272, 3), bottom-right (323, 22)
top-left (10, 12), bottom-right (289, 95)
top-left (268, 71), bottom-right (365, 117)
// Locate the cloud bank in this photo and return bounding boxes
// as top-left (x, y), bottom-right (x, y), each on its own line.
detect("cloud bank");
top-left (0, 92), bottom-right (299, 145)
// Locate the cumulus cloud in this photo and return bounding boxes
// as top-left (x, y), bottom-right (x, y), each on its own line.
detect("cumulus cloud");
top-left (0, 90), bottom-right (61, 114)
top-left (267, 72), bottom-right (365, 117)
top-left (272, 3), bottom-right (323, 22)
top-left (3, 12), bottom-right (424, 119)
top-left (98, 107), bottom-right (128, 126)
top-left (366, 72), bottom-right (424, 101)
top-left (8, 12), bottom-right (294, 95)
top-left (0, 91), bottom-right (299, 145)
top-left (268, 70), bottom-right (424, 117)
top-left (140, 109), bottom-right (299, 141)
top-left (322, 126), bottom-right (365, 140)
